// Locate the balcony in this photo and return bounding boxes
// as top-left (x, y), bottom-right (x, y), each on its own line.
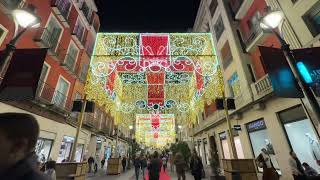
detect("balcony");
top-left (51, 0), bottom-right (71, 28)
top-left (79, 70), bottom-right (87, 83)
top-left (251, 74), bottom-right (273, 100)
top-left (34, 28), bottom-right (66, 61)
top-left (0, 0), bottom-right (23, 12)
top-left (229, 0), bottom-right (254, 20)
top-left (61, 54), bottom-right (77, 77)
top-left (36, 80), bottom-right (73, 113)
top-left (72, 25), bottom-right (85, 49)
top-left (242, 25), bottom-right (266, 52)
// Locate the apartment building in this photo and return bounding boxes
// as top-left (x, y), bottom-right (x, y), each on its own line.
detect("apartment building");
top-left (193, 0), bottom-right (320, 179)
top-left (0, 0), bottom-right (128, 164)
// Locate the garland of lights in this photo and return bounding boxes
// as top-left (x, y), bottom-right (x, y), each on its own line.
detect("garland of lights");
top-left (85, 33), bottom-right (224, 126)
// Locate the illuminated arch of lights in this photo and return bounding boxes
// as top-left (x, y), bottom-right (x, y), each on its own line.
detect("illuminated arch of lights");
top-left (85, 33), bottom-right (224, 127)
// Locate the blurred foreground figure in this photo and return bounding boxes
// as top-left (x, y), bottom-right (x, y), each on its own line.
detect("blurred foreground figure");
top-left (0, 113), bottom-right (47, 180)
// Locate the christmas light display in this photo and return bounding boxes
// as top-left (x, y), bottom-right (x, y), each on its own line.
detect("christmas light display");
top-left (85, 33), bottom-right (224, 126)
top-left (136, 113), bottom-right (175, 148)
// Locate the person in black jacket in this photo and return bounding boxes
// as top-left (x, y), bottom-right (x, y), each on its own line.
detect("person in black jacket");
top-left (148, 151), bottom-right (161, 180)
top-left (0, 113), bottom-right (47, 180)
top-left (133, 155), bottom-right (141, 180)
top-left (190, 152), bottom-right (204, 180)
top-left (122, 156), bottom-right (127, 172)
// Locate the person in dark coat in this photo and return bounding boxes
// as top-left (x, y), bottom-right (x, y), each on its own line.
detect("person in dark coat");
top-left (0, 113), bottom-right (47, 180)
top-left (174, 152), bottom-right (187, 180)
top-left (122, 156), bottom-right (127, 172)
top-left (88, 156), bottom-right (94, 173)
top-left (148, 151), bottom-right (161, 180)
top-left (133, 155), bottom-right (141, 180)
top-left (190, 152), bottom-right (204, 180)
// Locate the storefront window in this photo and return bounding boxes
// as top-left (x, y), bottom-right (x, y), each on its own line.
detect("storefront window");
top-left (219, 132), bottom-right (231, 159)
top-left (279, 105), bottom-right (320, 172)
top-left (203, 138), bottom-right (209, 165)
top-left (57, 136), bottom-right (74, 162)
top-left (35, 138), bottom-right (53, 163)
top-left (234, 135), bottom-right (245, 159)
top-left (75, 144), bottom-right (84, 162)
top-left (246, 119), bottom-right (281, 172)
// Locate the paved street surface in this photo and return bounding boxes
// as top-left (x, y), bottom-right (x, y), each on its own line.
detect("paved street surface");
top-left (87, 165), bottom-right (210, 180)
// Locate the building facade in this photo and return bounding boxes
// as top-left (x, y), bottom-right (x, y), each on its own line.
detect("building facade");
top-left (0, 0), bottom-right (128, 164)
top-left (193, 0), bottom-right (320, 179)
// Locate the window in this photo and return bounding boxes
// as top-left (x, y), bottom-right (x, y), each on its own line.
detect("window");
top-left (214, 16), bottom-right (224, 41)
top-left (55, 0), bottom-right (71, 19)
top-left (0, 0), bottom-right (24, 10)
top-left (81, 2), bottom-right (92, 23)
top-left (44, 16), bottom-right (63, 51)
top-left (0, 24), bottom-right (8, 46)
top-left (246, 119), bottom-right (281, 173)
top-left (303, 1), bottom-right (320, 37)
top-left (73, 18), bottom-right (85, 41)
top-left (279, 105), bottom-right (320, 173)
top-left (209, 0), bottom-right (218, 17)
top-left (65, 41), bottom-right (79, 71)
top-left (203, 138), bottom-right (209, 165)
top-left (38, 63), bottom-right (50, 96)
top-left (247, 11), bottom-right (261, 31)
top-left (53, 76), bottom-right (70, 107)
top-left (219, 132), bottom-right (231, 159)
top-left (57, 136), bottom-right (74, 162)
top-left (228, 72), bottom-right (241, 97)
top-left (35, 138), bottom-right (53, 163)
top-left (221, 41), bottom-right (233, 69)
top-left (80, 64), bottom-right (88, 82)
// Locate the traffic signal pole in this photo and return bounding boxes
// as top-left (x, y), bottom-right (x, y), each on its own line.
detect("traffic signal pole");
top-left (273, 31), bottom-right (320, 124)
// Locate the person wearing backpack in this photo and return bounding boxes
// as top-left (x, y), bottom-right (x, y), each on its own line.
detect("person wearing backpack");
top-left (190, 152), bottom-right (204, 180)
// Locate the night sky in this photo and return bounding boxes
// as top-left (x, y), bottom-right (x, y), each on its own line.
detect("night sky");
top-left (95, 0), bottom-right (200, 33)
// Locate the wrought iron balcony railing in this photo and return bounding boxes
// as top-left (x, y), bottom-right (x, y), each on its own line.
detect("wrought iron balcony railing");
top-left (36, 79), bottom-right (73, 112)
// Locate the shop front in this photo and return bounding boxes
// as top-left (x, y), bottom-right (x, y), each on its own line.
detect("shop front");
top-left (57, 136), bottom-right (84, 162)
top-left (278, 105), bottom-right (320, 172)
top-left (35, 138), bottom-right (54, 163)
top-left (246, 119), bottom-right (281, 173)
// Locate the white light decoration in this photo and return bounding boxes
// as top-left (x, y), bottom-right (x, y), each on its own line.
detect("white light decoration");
top-left (260, 10), bottom-right (284, 30)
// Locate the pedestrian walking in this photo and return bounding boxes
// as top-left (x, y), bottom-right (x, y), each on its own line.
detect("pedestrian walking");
top-left (148, 151), bottom-right (161, 180)
top-left (169, 153), bottom-right (174, 172)
top-left (162, 155), bottom-right (167, 172)
top-left (289, 151), bottom-right (307, 180)
top-left (88, 156), bottom-right (94, 173)
top-left (122, 156), bottom-right (127, 172)
top-left (133, 155), bottom-right (141, 180)
top-left (0, 113), bottom-right (47, 180)
top-left (174, 152), bottom-right (187, 180)
top-left (141, 154), bottom-right (148, 180)
top-left (256, 148), bottom-right (279, 180)
top-left (302, 162), bottom-right (318, 177)
top-left (44, 160), bottom-right (56, 180)
top-left (190, 152), bottom-right (204, 180)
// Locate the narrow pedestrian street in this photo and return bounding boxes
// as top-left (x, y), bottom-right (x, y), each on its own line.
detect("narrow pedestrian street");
top-left (87, 165), bottom-right (208, 180)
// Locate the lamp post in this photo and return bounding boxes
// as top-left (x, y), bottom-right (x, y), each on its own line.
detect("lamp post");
top-left (260, 10), bottom-right (320, 122)
top-left (0, 6), bottom-right (40, 79)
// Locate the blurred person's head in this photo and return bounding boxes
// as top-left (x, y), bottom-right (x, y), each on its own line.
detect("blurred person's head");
top-left (261, 148), bottom-right (267, 154)
top-left (0, 113), bottom-right (39, 174)
top-left (153, 151), bottom-right (159, 158)
top-left (46, 161), bottom-right (56, 170)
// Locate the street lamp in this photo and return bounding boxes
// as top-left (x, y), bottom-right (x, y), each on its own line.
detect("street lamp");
top-left (0, 5), bottom-right (41, 79)
top-left (260, 10), bottom-right (320, 122)
top-left (129, 125), bottom-right (133, 130)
